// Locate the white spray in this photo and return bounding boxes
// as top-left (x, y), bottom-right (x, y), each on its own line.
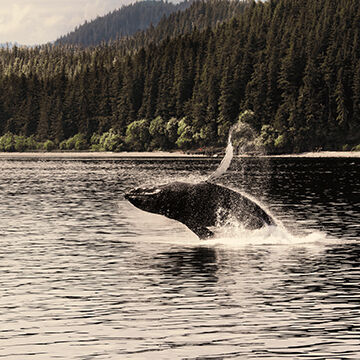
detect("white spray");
top-left (207, 125), bottom-right (235, 182)
top-left (207, 110), bottom-right (259, 182)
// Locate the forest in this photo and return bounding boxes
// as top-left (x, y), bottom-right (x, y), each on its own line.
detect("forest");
top-left (0, 0), bottom-right (359, 153)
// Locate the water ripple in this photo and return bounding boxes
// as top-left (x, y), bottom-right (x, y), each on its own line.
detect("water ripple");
top-left (0, 158), bottom-right (359, 359)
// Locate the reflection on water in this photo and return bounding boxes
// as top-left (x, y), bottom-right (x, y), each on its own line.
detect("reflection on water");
top-left (0, 157), bottom-right (359, 359)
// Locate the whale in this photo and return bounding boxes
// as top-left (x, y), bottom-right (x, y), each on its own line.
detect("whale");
top-left (125, 181), bottom-right (276, 239)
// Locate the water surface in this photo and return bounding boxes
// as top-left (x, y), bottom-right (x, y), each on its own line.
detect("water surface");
top-left (0, 157), bottom-right (359, 359)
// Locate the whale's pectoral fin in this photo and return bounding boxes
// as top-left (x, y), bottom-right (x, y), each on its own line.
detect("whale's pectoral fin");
top-left (187, 225), bottom-right (214, 240)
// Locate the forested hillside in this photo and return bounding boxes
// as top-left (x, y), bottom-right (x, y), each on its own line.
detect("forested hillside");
top-left (55, 0), bottom-right (191, 47)
top-left (0, 0), bottom-right (359, 153)
top-left (116, 0), bottom-right (251, 53)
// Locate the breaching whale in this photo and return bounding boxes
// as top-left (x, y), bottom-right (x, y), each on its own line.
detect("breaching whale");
top-left (125, 181), bottom-right (275, 239)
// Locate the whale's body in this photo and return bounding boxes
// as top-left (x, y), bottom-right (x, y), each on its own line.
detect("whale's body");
top-left (125, 181), bottom-right (275, 239)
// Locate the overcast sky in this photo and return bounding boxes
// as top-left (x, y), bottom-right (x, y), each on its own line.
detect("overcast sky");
top-left (0, 0), bottom-right (136, 45)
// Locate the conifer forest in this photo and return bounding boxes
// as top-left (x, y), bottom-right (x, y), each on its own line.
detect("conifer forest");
top-left (0, 0), bottom-right (359, 153)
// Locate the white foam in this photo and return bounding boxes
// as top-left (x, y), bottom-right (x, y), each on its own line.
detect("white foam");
top-left (202, 224), bottom-right (328, 248)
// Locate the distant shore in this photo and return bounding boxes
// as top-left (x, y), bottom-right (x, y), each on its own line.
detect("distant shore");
top-left (266, 151), bottom-right (360, 158)
top-left (0, 151), bottom-right (201, 159)
top-left (0, 150), bottom-right (359, 159)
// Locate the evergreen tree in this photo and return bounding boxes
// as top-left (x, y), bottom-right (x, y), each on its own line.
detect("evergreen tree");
top-left (0, 0), bottom-right (359, 153)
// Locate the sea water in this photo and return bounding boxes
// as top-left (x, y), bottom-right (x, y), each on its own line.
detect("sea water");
top-left (0, 156), bottom-right (359, 359)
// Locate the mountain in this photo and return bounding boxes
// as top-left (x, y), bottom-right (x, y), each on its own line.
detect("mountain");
top-left (55, 0), bottom-right (192, 47)
top-left (116, 0), bottom-right (252, 53)
top-left (0, 42), bottom-right (21, 49)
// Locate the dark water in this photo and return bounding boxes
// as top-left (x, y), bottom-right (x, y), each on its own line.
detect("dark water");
top-left (0, 156), bottom-right (359, 359)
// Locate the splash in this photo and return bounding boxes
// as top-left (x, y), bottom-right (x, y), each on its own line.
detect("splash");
top-left (202, 224), bottom-right (328, 248)
top-left (204, 192), bottom-right (320, 247)
top-left (207, 110), bottom-right (264, 182)
top-left (207, 125), bottom-right (235, 181)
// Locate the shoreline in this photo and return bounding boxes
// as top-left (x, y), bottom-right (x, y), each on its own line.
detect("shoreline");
top-left (0, 151), bottom-right (201, 159)
top-left (265, 151), bottom-right (360, 158)
top-left (0, 150), bottom-right (359, 159)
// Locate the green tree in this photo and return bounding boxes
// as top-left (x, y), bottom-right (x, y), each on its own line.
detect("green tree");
top-left (176, 118), bottom-right (194, 149)
top-left (149, 116), bottom-right (169, 150)
top-left (125, 119), bottom-right (150, 151)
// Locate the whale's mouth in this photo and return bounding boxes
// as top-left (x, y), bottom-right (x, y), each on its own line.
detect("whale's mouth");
top-left (125, 187), bottom-right (161, 201)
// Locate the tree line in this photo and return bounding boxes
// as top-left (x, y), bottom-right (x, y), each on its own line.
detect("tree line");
top-left (0, 0), bottom-right (359, 153)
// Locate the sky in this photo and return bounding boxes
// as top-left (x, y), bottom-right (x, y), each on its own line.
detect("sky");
top-left (0, 0), bottom-right (135, 45)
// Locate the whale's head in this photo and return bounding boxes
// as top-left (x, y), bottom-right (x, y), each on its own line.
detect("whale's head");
top-left (125, 182), bottom-right (190, 217)
top-left (125, 185), bottom-right (164, 213)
